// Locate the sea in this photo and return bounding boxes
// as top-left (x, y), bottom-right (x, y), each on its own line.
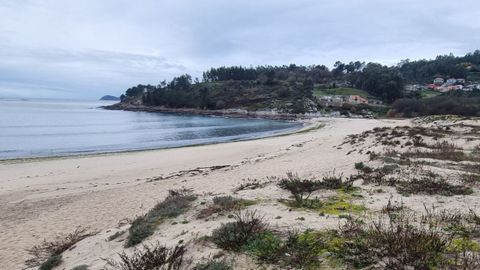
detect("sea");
top-left (0, 99), bottom-right (301, 159)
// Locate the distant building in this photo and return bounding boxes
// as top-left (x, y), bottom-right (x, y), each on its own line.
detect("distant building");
top-left (433, 78), bottom-right (445, 85)
top-left (405, 84), bottom-right (424, 91)
top-left (348, 95), bottom-right (368, 105)
top-left (457, 79), bottom-right (466, 85)
top-left (446, 78), bottom-right (457, 85)
top-left (318, 96), bottom-right (342, 107)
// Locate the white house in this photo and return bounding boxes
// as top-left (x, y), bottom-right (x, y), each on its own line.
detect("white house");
top-left (433, 78), bottom-right (445, 85)
top-left (446, 78), bottom-right (457, 85)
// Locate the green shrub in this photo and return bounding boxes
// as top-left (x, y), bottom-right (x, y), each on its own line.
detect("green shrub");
top-left (277, 172), bottom-right (355, 207)
top-left (234, 178), bottom-right (269, 192)
top-left (462, 174), bottom-right (480, 185)
top-left (211, 211), bottom-right (266, 251)
top-left (398, 178), bottom-right (473, 196)
top-left (213, 196), bottom-right (241, 210)
top-left (331, 214), bottom-right (453, 269)
top-left (108, 230), bottom-right (125, 241)
top-left (244, 230), bottom-right (326, 268)
top-left (106, 243), bottom-right (186, 270)
top-left (354, 162), bottom-right (374, 174)
top-left (281, 231), bottom-right (324, 268)
top-left (72, 265), bottom-right (89, 270)
top-left (354, 162), bottom-right (365, 170)
top-left (194, 260), bottom-right (232, 270)
top-left (244, 231), bottom-right (283, 263)
top-left (197, 196), bottom-right (255, 219)
top-left (126, 189), bottom-right (197, 247)
top-left (25, 227), bottom-right (92, 267)
top-left (39, 255), bottom-right (62, 270)
top-left (278, 173), bottom-right (323, 206)
top-left (321, 175), bottom-right (345, 189)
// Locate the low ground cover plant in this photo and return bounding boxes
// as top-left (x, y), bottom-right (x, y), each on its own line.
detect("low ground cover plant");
top-left (26, 226), bottom-right (93, 268)
top-left (193, 259), bottom-right (232, 270)
top-left (398, 177), bottom-right (474, 196)
top-left (197, 196), bottom-right (255, 219)
top-left (277, 172), bottom-right (355, 207)
top-left (211, 210), bottom-right (267, 251)
top-left (106, 243), bottom-right (186, 270)
top-left (126, 189), bottom-right (197, 247)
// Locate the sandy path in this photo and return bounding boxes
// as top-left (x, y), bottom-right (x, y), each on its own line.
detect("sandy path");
top-left (0, 118), bottom-right (402, 269)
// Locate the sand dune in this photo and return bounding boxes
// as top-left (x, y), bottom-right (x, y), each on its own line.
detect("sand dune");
top-left (0, 117), bottom-right (458, 269)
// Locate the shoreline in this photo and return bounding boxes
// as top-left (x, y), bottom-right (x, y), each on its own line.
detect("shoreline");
top-left (103, 103), bottom-right (316, 120)
top-left (0, 120), bottom-right (321, 164)
top-left (0, 117), bottom-right (409, 269)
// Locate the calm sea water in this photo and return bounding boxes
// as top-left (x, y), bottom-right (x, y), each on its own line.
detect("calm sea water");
top-left (0, 99), bottom-right (301, 159)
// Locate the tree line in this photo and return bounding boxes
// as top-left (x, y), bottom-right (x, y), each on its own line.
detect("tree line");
top-left (121, 50), bottom-right (480, 111)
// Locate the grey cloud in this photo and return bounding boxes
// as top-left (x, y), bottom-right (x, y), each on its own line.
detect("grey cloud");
top-left (0, 0), bottom-right (479, 99)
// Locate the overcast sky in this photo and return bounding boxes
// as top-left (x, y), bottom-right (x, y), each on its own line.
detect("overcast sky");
top-left (1, 0), bottom-right (479, 99)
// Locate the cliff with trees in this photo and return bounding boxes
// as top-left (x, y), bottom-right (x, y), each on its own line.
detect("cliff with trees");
top-left (111, 50), bottom-right (480, 117)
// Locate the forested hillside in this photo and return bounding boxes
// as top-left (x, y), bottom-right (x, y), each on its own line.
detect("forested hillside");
top-left (117, 50), bottom-right (480, 115)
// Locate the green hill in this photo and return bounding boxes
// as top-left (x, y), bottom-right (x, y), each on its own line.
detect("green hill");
top-left (313, 87), bottom-right (369, 98)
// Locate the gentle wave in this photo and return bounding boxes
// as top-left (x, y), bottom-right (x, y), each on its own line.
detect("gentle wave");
top-left (0, 99), bottom-right (300, 159)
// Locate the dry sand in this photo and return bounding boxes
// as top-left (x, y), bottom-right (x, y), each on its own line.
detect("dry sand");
top-left (2, 117), bottom-right (474, 269)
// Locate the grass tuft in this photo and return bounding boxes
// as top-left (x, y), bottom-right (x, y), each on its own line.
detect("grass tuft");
top-left (277, 172), bottom-right (355, 207)
top-left (211, 210), bottom-right (267, 251)
top-left (126, 189), bottom-right (197, 247)
top-left (398, 177), bottom-right (474, 196)
top-left (106, 243), bottom-right (186, 270)
top-left (194, 260), bottom-right (232, 270)
top-left (197, 196), bottom-right (255, 219)
top-left (25, 226), bottom-right (93, 267)
top-left (38, 255), bottom-right (62, 270)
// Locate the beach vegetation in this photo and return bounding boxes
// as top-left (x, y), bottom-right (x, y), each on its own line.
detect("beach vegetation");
top-left (108, 230), bottom-right (126, 241)
top-left (194, 259), bottom-right (232, 270)
top-left (211, 210), bottom-right (267, 251)
top-left (38, 255), bottom-right (62, 270)
top-left (126, 189), bottom-right (197, 247)
top-left (280, 190), bottom-right (367, 216)
top-left (25, 226), bottom-right (93, 267)
top-left (234, 178), bottom-right (269, 192)
top-left (72, 265), bottom-right (89, 270)
top-left (277, 172), bottom-right (355, 207)
top-left (197, 196), bottom-right (256, 219)
top-left (105, 243), bottom-right (186, 270)
top-left (398, 177), bottom-right (474, 196)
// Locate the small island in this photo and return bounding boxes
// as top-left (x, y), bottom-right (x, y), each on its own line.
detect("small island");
top-left (99, 95), bottom-right (120, 101)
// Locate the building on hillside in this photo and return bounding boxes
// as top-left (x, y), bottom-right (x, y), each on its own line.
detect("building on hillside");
top-left (446, 78), bottom-right (457, 85)
top-left (434, 77), bottom-right (445, 85)
top-left (405, 84), bottom-right (423, 91)
top-left (457, 78), bottom-right (466, 85)
top-left (348, 95), bottom-right (368, 105)
top-left (439, 85), bottom-right (463, 92)
top-left (318, 95), bottom-right (345, 107)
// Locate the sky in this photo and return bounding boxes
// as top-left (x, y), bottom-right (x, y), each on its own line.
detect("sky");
top-left (0, 0), bottom-right (479, 100)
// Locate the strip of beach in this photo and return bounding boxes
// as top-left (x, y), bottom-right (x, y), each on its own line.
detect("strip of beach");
top-left (2, 116), bottom-right (479, 269)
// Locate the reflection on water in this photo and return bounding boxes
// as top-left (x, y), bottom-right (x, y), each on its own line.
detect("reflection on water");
top-left (0, 99), bottom-right (301, 159)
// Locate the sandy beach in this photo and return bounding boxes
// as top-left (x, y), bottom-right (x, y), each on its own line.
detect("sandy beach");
top-left (2, 116), bottom-right (479, 269)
